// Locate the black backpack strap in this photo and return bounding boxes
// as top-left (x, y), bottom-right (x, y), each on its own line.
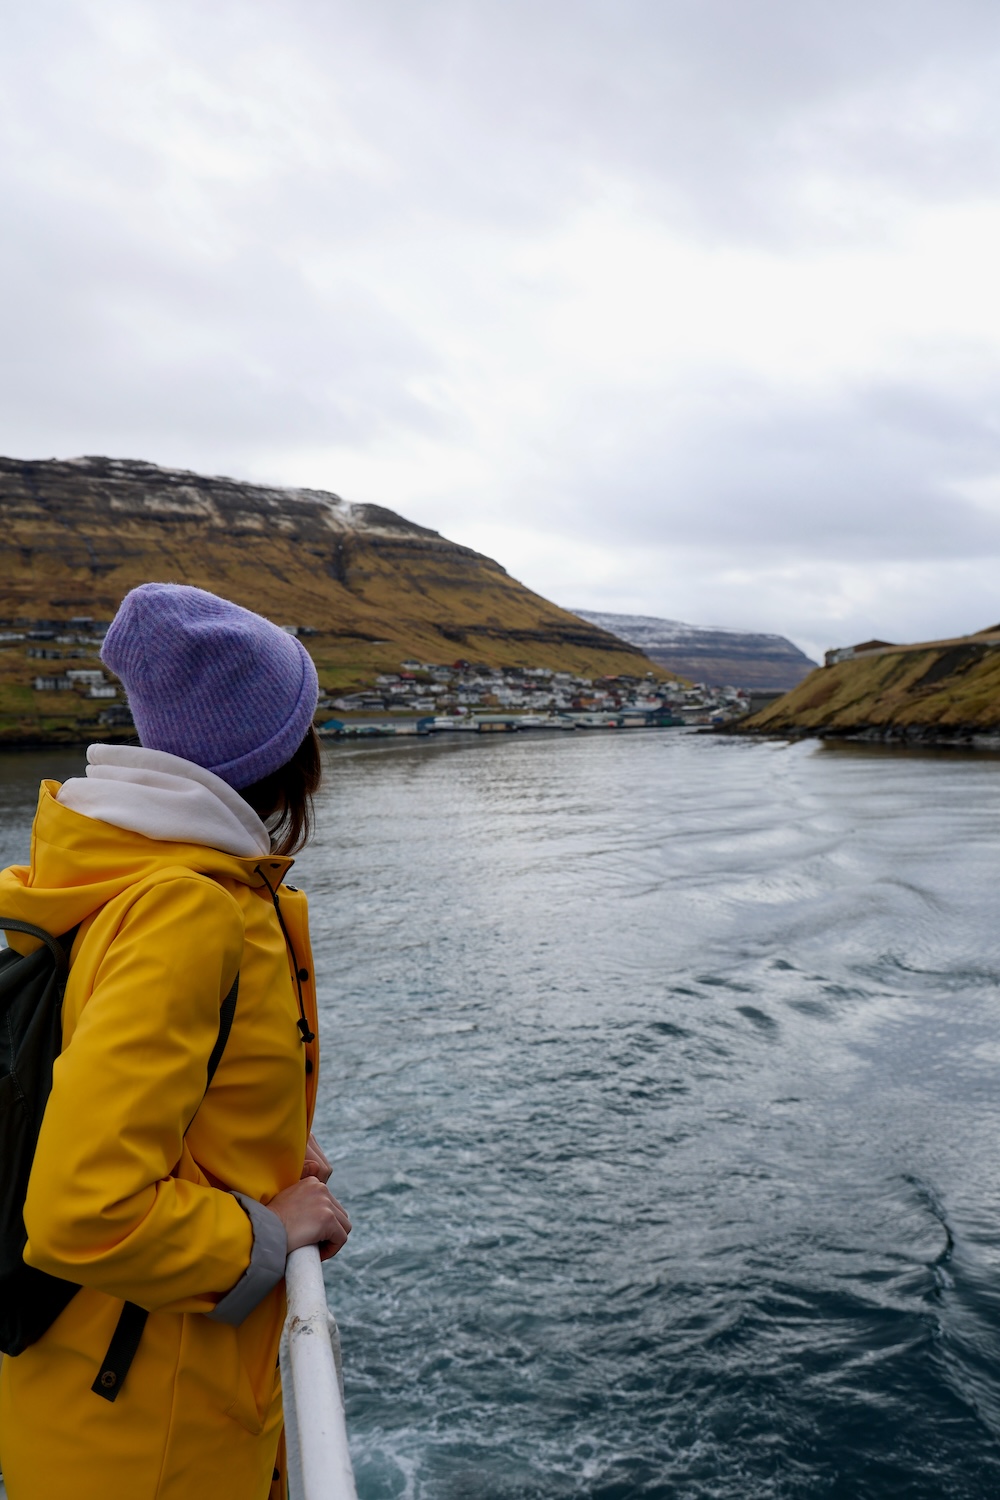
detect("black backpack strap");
top-left (0, 916), bottom-right (77, 975)
top-left (181, 970), bottom-right (239, 1138)
top-left (205, 971), bottom-right (239, 1088)
top-left (91, 1301), bottom-right (148, 1402)
top-left (91, 968), bottom-right (239, 1401)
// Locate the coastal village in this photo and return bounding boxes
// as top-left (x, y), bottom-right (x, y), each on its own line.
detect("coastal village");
top-left (4, 614), bottom-right (763, 741)
top-left (10, 606), bottom-right (998, 747)
top-left (324, 659), bottom-right (755, 734)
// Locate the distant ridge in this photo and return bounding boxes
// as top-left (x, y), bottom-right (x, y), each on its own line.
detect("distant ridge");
top-left (574, 610), bottom-right (816, 691)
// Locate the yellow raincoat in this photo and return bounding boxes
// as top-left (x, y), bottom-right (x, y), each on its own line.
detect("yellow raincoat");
top-left (0, 781), bottom-right (320, 1500)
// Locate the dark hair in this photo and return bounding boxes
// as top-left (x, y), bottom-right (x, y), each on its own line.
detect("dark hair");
top-left (240, 725), bottom-right (323, 856)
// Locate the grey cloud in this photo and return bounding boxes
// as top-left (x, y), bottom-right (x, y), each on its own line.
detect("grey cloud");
top-left (7, 1), bottom-right (1000, 267)
top-left (487, 371), bottom-right (1000, 562)
top-left (3, 0), bottom-right (1000, 655)
top-left (0, 175), bottom-right (448, 459)
top-left (15, 0), bottom-right (1000, 251)
top-left (276, 0), bottom-right (1000, 242)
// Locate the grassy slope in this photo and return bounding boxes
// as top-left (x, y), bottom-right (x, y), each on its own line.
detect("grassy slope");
top-left (742, 635), bottom-right (1000, 736)
top-left (0, 486), bottom-right (665, 742)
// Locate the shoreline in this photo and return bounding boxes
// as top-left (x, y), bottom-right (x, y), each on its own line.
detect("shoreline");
top-left (726, 722), bottom-right (1000, 751)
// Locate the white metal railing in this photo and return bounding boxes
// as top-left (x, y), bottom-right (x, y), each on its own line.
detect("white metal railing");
top-left (280, 1246), bottom-right (357, 1500)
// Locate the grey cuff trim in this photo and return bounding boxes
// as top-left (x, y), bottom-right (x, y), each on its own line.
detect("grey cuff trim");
top-left (207, 1192), bottom-right (288, 1326)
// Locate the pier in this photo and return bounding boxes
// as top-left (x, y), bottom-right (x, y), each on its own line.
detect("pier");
top-left (319, 709), bottom-right (686, 740)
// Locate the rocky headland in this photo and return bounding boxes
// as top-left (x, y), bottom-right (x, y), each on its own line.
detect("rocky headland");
top-left (734, 628), bottom-right (1000, 745)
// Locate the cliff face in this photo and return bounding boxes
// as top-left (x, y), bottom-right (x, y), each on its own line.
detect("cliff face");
top-left (574, 610), bottom-right (816, 690)
top-left (738, 627), bottom-right (1000, 742)
top-left (0, 456), bottom-right (661, 743)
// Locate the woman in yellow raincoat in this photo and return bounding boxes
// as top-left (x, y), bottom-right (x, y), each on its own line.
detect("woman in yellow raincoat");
top-left (0, 583), bottom-right (350, 1500)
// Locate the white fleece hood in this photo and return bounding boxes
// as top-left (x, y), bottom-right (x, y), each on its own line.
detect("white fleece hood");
top-left (57, 744), bottom-right (271, 858)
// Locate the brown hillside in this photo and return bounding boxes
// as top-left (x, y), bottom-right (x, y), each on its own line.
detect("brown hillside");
top-left (0, 456), bottom-right (663, 744)
top-left (736, 628), bottom-right (1000, 742)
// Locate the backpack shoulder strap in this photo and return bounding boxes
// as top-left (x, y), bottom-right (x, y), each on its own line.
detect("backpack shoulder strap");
top-left (0, 917), bottom-right (76, 974)
top-left (205, 970), bottom-right (238, 1088)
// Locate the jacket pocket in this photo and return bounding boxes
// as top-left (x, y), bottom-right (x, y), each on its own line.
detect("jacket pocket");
top-left (223, 1291), bottom-right (284, 1437)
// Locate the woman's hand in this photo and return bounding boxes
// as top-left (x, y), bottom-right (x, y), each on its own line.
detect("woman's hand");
top-left (301, 1131), bottom-right (332, 1183)
top-left (267, 1177), bottom-right (351, 1262)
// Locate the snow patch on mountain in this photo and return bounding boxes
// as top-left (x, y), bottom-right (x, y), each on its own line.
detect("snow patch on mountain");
top-left (573, 610), bottom-right (817, 691)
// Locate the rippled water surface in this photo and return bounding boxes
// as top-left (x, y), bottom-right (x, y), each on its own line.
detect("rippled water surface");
top-left (5, 733), bottom-right (1000, 1498)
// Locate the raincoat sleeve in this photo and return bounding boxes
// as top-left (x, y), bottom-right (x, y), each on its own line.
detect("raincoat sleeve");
top-left (23, 875), bottom-right (261, 1314)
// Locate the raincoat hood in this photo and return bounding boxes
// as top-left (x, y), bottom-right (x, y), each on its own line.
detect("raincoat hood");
top-left (59, 744), bottom-right (271, 857)
top-left (0, 751), bottom-right (292, 951)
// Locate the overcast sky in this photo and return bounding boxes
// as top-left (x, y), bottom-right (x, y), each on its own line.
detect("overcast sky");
top-left (4, 0), bottom-right (1000, 659)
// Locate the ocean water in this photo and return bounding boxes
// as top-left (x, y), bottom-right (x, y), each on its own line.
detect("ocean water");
top-left (4, 733), bottom-right (1000, 1498)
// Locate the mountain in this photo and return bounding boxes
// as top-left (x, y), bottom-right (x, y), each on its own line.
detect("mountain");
top-left (573, 611), bottom-right (817, 690)
top-left (737, 627), bottom-right (1000, 743)
top-left (0, 456), bottom-right (663, 744)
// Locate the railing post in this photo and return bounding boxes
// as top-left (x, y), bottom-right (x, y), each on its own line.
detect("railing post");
top-left (281, 1246), bottom-right (357, 1500)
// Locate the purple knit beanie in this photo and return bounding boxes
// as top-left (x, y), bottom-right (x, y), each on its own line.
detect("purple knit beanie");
top-left (101, 583), bottom-right (319, 789)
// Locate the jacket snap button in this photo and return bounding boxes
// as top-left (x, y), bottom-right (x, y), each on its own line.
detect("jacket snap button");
top-left (101, 1370), bottom-right (116, 1388)
top-left (297, 968), bottom-right (309, 982)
